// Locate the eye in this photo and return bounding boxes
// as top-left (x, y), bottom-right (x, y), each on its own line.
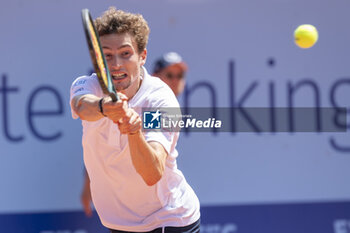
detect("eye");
top-left (121, 51), bottom-right (130, 57)
top-left (104, 53), bottom-right (112, 60)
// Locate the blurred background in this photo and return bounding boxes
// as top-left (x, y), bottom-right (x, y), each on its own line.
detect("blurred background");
top-left (0, 0), bottom-right (350, 232)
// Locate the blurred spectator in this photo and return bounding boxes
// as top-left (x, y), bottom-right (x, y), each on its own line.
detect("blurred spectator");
top-left (152, 52), bottom-right (188, 97)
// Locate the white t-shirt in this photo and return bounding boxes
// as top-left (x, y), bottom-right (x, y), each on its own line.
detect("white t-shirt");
top-left (70, 68), bottom-right (200, 231)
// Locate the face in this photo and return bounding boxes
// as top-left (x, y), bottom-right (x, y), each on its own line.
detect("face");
top-left (100, 33), bottom-right (147, 97)
top-left (156, 65), bottom-right (186, 96)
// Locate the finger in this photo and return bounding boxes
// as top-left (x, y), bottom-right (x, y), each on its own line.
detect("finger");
top-left (117, 92), bottom-right (128, 101)
top-left (128, 112), bottom-right (139, 124)
top-left (128, 123), bottom-right (142, 134)
top-left (81, 196), bottom-right (93, 217)
top-left (104, 102), bottom-right (129, 121)
top-left (119, 125), bottom-right (129, 134)
top-left (117, 120), bottom-right (129, 134)
top-left (126, 109), bottom-right (134, 119)
top-left (119, 111), bottom-right (136, 127)
top-left (119, 119), bottom-right (138, 134)
top-left (124, 115), bottom-right (142, 134)
top-left (130, 117), bottom-right (142, 130)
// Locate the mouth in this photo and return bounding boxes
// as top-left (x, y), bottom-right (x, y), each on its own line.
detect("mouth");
top-left (111, 73), bottom-right (127, 81)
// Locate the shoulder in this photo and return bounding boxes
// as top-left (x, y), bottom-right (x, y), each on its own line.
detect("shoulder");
top-left (70, 73), bottom-right (102, 98)
top-left (145, 75), bottom-right (170, 91)
top-left (129, 68), bottom-right (179, 108)
top-left (143, 75), bottom-right (179, 107)
top-left (141, 74), bottom-right (174, 98)
top-left (71, 73), bottom-right (98, 88)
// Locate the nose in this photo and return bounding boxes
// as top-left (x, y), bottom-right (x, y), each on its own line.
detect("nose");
top-left (110, 56), bottom-right (122, 69)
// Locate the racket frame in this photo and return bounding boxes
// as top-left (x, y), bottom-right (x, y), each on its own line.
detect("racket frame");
top-left (81, 9), bottom-right (118, 102)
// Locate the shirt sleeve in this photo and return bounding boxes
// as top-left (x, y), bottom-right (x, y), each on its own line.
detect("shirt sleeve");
top-left (143, 85), bottom-right (181, 157)
top-left (69, 74), bottom-right (101, 119)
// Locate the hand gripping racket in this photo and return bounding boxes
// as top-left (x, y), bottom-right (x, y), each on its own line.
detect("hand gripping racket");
top-left (81, 9), bottom-right (118, 102)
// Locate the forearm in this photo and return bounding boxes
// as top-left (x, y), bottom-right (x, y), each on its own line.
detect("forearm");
top-left (71, 94), bottom-right (104, 121)
top-left (128, 132), bottom-right (167, 186)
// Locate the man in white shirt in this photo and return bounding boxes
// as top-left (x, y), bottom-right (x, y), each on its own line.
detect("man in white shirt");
top-left (70, 7), bottom-right (200, 233)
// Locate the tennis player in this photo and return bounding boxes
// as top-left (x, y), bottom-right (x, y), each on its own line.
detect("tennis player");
top-left (80, 52), bottom-right (189, 217)
top-left (70, 7), bottom-right (200, 233)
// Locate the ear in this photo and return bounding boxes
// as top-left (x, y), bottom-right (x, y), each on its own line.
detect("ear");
top-left (139, 49), bottom-right (147, 66)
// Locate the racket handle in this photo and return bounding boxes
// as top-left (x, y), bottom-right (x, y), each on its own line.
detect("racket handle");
top-left (110, 92), bottom-right (118, 102)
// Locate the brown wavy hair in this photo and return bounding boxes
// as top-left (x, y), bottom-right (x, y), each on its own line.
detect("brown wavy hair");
top-left (94, 7), bottom-right (150, 53)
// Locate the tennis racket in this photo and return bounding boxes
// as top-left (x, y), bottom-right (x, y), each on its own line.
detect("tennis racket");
top-left (81, 8), bottom-right (118, 101)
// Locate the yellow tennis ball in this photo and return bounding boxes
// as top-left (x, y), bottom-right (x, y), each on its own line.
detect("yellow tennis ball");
top-left (294, 24), bottom-right (318, 49)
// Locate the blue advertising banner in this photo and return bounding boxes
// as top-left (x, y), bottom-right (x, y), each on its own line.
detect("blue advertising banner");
top-left (2, 201), bottom-right (350, 233)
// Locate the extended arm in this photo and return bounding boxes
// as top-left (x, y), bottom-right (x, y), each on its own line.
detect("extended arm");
top-left (129, 133), bottom-right (167, 186)
top-left (118, 110), bottom-right (167, 186)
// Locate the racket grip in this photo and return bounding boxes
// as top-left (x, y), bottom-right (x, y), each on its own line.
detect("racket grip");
top-left (110, 92), bottom-right (119, 102)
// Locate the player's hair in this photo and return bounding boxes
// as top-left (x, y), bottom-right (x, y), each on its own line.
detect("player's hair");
top-left (94, 7), bottom-right (150, 54)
